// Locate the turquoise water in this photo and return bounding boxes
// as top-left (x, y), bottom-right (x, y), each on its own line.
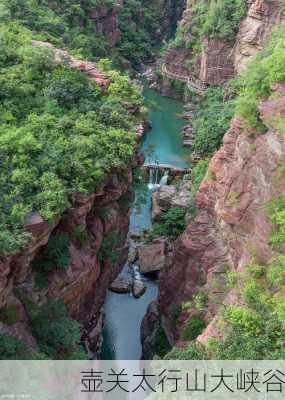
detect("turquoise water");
top-left (142, 87), bottom-right (189, 168)
top-left (101, 87), bottom-right (189, 360)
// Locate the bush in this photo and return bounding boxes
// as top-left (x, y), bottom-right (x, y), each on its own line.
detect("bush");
top-left (268, 196), bottom-right (285, 245)
top-left (181, 316), bottom-right (206, 341)
top-left (191, 159), bottom-right (209, 197)
top-left (154, 326), bottom-right (171, 358)
top-left (32, 233), bottom-right (70, 274)
top-left (192, 87), bottom-right (235, 156)
top-left (0, 333), bottom-right (27, 359)
top-left (236, 26), bottom-right (285, 129)
top-left (0, 305), bottom-right (19, 325)
top-left (98, 231), bottom-right (120, 265)
top-left (149, 208), bottom-right (186, 240)
top-left (164, 344), bottom-right (205, 360)
top-left (30, 300), bottom-right (83, 358)
top-left (267, 256), bottom-right (285, 286)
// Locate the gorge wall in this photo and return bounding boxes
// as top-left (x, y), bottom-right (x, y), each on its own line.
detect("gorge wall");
top-left (159, 85), bottom-right (285, 345)
top-left (148, 0), bottom-right (285, 355)
top-left (162, 0), bottom-right (285, 87)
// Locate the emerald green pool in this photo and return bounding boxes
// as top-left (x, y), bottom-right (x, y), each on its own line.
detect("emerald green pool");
top-left (101, 87), bottom-right (189, 360)
top-left (142, 86), bottom-right (190, 169)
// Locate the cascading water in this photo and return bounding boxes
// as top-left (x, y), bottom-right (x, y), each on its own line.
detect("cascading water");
top-left (159, 170), bottom-right (169, 186)
top-left (148, 165), bottom-right (161, 190)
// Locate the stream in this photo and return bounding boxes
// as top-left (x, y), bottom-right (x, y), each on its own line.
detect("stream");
top-left (101, 86), bottom-right (189, 360)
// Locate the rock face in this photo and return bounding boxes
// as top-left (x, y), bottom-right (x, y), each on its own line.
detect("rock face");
top-left (234, 0), bottom-right (285, 73)
top-left (0, 151), bottom-right (143, 349)
top-left (141, 301), bottom-right (160, 359)
top-left (90, 1), bottom-right (123, 47)
top-left (159, 84), bottom-right (285, 345)
top-left (152, 181), bottom-right (192, 220)
top-left (199, 38), bottom-right (235, 85)
top-left (138, 239), bottom-right (166, 274)
top-left (161, 0), bottom-right (285, 90)
top-left (32, 41), bottom-right (110, 89)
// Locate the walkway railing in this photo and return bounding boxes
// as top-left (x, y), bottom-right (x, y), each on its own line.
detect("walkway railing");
top-left (161, 64), bottom-right (207, 94)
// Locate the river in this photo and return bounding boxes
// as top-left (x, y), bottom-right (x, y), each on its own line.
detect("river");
top-left (101, 86), bottom-right (189, 360)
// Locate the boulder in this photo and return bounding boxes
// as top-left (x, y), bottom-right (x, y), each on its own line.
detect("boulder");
top-left (151, 191), bottom-right (162, 221)
top-left (127, 246), bottom-right (138, 265)
top-left (138, 241), bottom-right (166, 273)
top-left (109, 277), bottom-right (131, 294)
top-left (133, 280), bottom-right (146, 299)
top-left (170, 181), bottom-right (192, 209)
top-left (158, 186), bottom-right (177, 210)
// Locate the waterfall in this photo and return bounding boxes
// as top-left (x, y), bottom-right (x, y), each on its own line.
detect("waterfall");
top-left (154, 167), bottom-right (159, 185)
top-left (159, 170), bottom-right (169, 186)
top-left (147, 163), bottom-right (161, 190)
top-left (149, 168), bottom-right (154, 185)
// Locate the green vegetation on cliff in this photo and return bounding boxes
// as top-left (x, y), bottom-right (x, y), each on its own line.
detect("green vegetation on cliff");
top-left (236, 26), bottom-right (285, 131)
top-left (1, 0), bottom-right (183, 67)
top-left (1, 0), bottom-right (116, 59)
top-left (169, 0), bottom-right (246, 54)
top-left (192, 87), bottom-right (235, 156)
top-left (162, 27), bottom-right (285, 360)
top-left (0, 23), bottom-right (143, 255)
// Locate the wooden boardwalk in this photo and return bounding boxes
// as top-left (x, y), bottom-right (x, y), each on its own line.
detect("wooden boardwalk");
top-left (161, 64), bottom-right (207, 94)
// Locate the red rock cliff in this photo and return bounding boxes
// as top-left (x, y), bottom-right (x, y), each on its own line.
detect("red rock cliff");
top-left (159, 84), bottom-right (285, 345)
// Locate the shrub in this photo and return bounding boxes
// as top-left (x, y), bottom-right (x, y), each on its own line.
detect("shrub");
top-left (0, 333), bottom-right (27, 359)
top-left (192, 87), bottom-right (235, 156)
top-left (0, 305), bottom-right (19, 325)
top-left (268, 196), bottom-right (285, 245)
top-left (267, 256), bottom-right (285, 286)
top-left (98, 231), bottom-right (120, 265)
top-left (154, 326), bottom-right (171, 358)
top-left (236, 26), bottom-right (285, 129)
top-left (164, 344), bottom-right (205, 360)
top-left (191, 159), bottom-right (209, 197)
top-left (32, 233), bottom-right (70, 274)
top-left (181, 316), bottom-right (206, 341)
top-left (30, 300), bottom-right (83, 358)
top-left (150, 207), bottom-right (186, 240)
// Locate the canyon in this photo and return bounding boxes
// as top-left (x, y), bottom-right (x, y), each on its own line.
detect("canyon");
top-left (0, 0), bottom-right (284, 361)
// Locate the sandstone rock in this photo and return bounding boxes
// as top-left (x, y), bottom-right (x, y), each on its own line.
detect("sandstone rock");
top-left (138, 241), bottom-right (166, 274)
top-left (141, 301), bottom-right (160, 359)
top-left (32, 41), bottom-right (110, 89)
top-left (133, 279), bottom-right (146, 299)
top-left (159, 84), bottom-right (285, 344)
top-left (158, 186), bottom-right (177, 210)
top-left (170, 181), bottom-right (192, 209)
top-left (127, 246), bottom-right (138, 265)
top-left (151, 191), bottom-right (162, 221)
top-left (234, 0), bottom-right (285, 73)
top-left (110, 277), bottom-right (131, 294)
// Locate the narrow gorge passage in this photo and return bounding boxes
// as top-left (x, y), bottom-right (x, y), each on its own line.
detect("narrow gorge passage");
top-left (101, 86), bottom-right (190, 360)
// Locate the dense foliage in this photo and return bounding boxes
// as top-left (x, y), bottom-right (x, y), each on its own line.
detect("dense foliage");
top-left (236, 26), bottom-right (285, 130)
top-left (169, 0), bottom-right (246, 54)
top-left (1, 0), bottom-right (177, 67)
top-left (1, 0), bottom-right (116, 60)
top-left (147, 207), bottom-right (186, 241)
top-left (0, 23), bottom-right (143, 255)
top-left (30, 300), bottom-right (85, 359)
top-left (0, 333), bottom-right (27, 359)
top-left (192, 87), bottom-right (235, 156)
